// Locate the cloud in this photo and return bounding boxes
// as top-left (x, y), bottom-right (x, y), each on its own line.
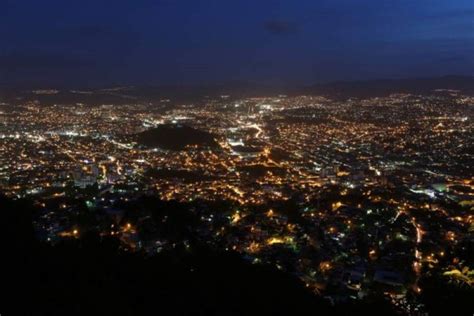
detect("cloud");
top-left (263, 20), bottom-right (298, 35)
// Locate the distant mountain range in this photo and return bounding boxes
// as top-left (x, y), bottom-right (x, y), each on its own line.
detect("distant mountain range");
top-left (302, 75), bottom-right (474, 99)
top-left (1, 75), bottom-right (473, 104)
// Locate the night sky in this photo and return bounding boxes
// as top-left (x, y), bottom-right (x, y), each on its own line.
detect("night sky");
top-left (1, 0), bottom-right (473, 86)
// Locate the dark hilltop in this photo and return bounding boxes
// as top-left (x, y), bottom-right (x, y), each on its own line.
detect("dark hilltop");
top-left (134, 124), bottom-right (219, 151)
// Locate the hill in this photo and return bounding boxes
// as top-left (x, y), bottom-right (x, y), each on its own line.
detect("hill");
top-left (134, 124), bottom-right (219, 151)
top-left (2, 195), bottom-right (332, 315)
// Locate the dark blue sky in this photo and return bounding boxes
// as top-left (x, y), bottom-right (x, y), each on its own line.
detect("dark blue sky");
top-left (1, 0), bottom-right (473, 86)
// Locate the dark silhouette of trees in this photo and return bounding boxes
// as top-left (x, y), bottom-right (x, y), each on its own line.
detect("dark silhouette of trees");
top-left (1, 195), bottom-right (331, 315)
top-left (3, 195), bottom-right (470, 315)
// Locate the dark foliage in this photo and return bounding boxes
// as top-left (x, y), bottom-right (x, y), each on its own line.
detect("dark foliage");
top-left (2, 196), bottom-right (330, 315)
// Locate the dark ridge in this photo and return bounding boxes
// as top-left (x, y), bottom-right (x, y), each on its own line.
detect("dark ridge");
top-left (231, 145), bottom-right (263, 153)
top-left (302, 75), bottom-right (474, 99)
top-left (4, 195), bottom-right (472, 315)
top-left (0, 81), bottom-right (286, 105)
top-left (1, 76), bottom-right (473, 104)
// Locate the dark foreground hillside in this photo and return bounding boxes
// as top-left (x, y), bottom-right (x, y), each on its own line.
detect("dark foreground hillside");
top-left (1, 196), bottom-right (470, 315)
top-left (2, 197), bottom-right (331, 315)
